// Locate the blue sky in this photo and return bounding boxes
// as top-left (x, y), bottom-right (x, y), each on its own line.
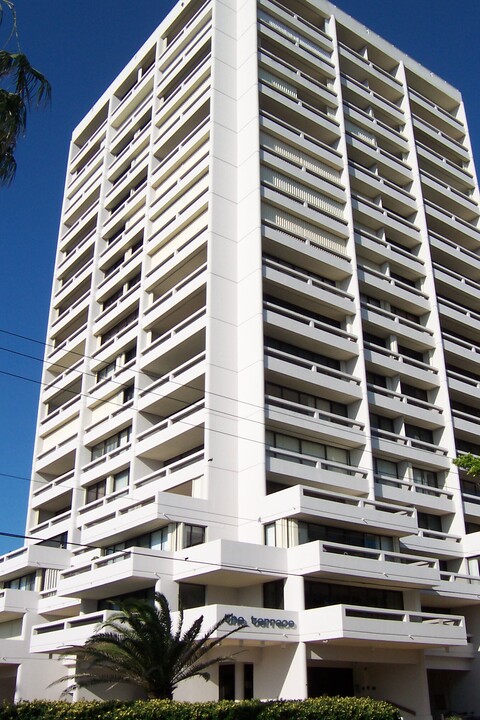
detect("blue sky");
top-left (0, 0), bottom-right (479, 555)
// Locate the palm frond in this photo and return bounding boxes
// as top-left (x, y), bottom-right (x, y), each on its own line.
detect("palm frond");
top-left (54, 593), bottom-right (245, 699)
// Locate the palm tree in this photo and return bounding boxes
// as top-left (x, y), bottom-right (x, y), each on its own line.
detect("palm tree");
top-left (57, 592), bottom-right (246, 700)
top-left (0, 0), bottom-right (51, 185)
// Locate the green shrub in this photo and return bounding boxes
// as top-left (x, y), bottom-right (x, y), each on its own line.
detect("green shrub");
top-left (0, 698), bottom-right (400, 720)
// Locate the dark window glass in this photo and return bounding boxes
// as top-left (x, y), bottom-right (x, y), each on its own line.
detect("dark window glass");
top-left (178, 582), bottom-right (205, 610)
top-left (263, 579), bottom-right (285, 609)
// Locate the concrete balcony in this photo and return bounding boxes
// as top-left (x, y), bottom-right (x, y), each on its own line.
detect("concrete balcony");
top-left (58, 549), bottom-right (173, 599)
top-left (341, 73), bottom-right (404, 125)
top-left (46, 322), bottom-right (87, 371)
top-left (54, 261), bottom-right (93, 308)
top-left (133, 448), bottom-right (205, 496)
top-left (261, 223), bottom-right (351, 281)
top-left (34, 433), bottom-right (77, 477)
top-left (135, 399), bottom-right (205, 461)
top-left (434, 265), bottom-right (480, 310)
top-left (417, 142), bottom-right (474, 193)
top-left (138, 352), bottom-right (205, 416)
top-left (338, 43), bottom-right (403, 100)
top-left (346, 135), bottom-right (412, 188)
top-left (0, 545), bottom-right (71, 582)
top-left (358, 266), bottom-right (429, 315)
top-left (443, 333), bottom-right (480, 371)
top-left (38, 396), bottom-right (82, 439)
top-left (140, 308), bottom-right (206, 376)
top-left (355, 230), bottom-right (425, 278)
top-left (173, 539), bottom-right (286, 586)
top-left (409, 88), bottom-right (465, 140)
top-left (352, 196), bottom-right (420, 248)
top-left (80, 489), bottom-right (208, 546)
top-left (0, 589), bottom-right (38, 621)
top-left (266, 449), bottom-right (369, 497)
top-left (262, 484), bottom-right (416, 536)
top-left (429, 231), bottom-right (480, 281)
top-left (288, 540), bottom-right (440, 588)
top-left (447, 369), bottom-right (480, 404)
top-left (143, 265), bottom-right (207, 333)
top-left (301, 604), bottom-right (467, 648)
top-left (413, 115), bottom-right (469, 164)
top-left (265, 346), bottom-right (362, 405)
top-left (462, 492), bottom-right (480, 523)
top-left (368, 387), bottom-right (444, 430)
top-left (421, 171), bottom-right (479, 222)
top-left (439, 297), bottom-right (480, 337)
top-left (31, 610), bottom-right (116, 654)
top-left (364, 346), bottom-right (439, 388)
top-left (265, 396), bottom-right (364, 448)
top-left (371, 429), bottom-right (449, 468)
top-left (401, 529), bottom-right (463, 559)
top-left (28, 510), bottom-right (72, 541)
top-left (263, 258), bottom-right (354, 320)
top-left (349, 163), bottom-right (416, 218)
top-left (264, 302), bottom-right (358, 361)
top-left (426, 201), bottom-right (480, 250)
top-left (42, 359), bottom-right (84, 404)
top-left (452, 411), bottom-right (480, 443)
top-left (30, 470), bottom-right (74, 511)
top-left (431, 571), bottom-right (480, 604)
top-left (375, 477), bottom-right (455, 515)
top-left (362, 305), bottom-right (434, 349)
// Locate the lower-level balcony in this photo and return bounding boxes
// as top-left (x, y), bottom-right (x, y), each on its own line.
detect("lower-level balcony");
top-left (31, 610), bottom-right (115, 654)
top-left (262, 484), bottom-right (417, 536)
top-left (0, 545), bottom-right (71, 581)
top-left (0, 589), bottom-right (38, 621)
top-left (80, 490), bottom-right (208, 546)
top-left (431, 571), bottom-right (480, 604)
top-left (58, 549), bottom-right (173, 599)
top-left (288, 540), bottom-right (440, 588)
top-left (301, 604), bottom-right (467, 648)
top-left (266, 449), bottom-right (369, 496)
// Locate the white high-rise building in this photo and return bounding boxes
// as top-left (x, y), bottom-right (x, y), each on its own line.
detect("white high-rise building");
top-left (2, 1), bottom-right (480, 717)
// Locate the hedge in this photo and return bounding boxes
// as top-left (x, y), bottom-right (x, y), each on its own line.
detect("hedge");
top-left (0, 698), bottom-right (400, 720)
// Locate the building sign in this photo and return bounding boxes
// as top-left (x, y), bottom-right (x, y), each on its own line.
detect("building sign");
top-left (224, 613), bottom-right (296, 629)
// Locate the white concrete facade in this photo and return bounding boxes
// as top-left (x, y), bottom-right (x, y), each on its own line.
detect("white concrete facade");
top-left (2, 1), bottom-right (480, 718)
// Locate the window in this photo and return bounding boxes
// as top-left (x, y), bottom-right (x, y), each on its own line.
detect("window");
top-left (374, 458), bottom-right (398, 479)
top-left (412, 467), bottom-right (438, 488)
top-left (91, 426), bottom-right (131, 460)
top-left (405, 424), bottom-right (433, 445)
top-left (418, 513), bottom-right (442, 532)
top-left (264, 337), bottom-right (340, 371)
top-left (266, 431), bottom-right (349, 466)
top-left (243, 664), bottom-right (254, 700)
top-left (401, 383), bottom-right (428, 402)
top-left (370, 414), bottom-right (394, 433)
top-left (100, 310), bottom-right (138, 345)
top-left (113, 468), bottom-right (129, 493)
top-left (219, 664), bottom-right (235, 701)
top-left (265, 383), bottom-right (347, 417)
top-left (105, 526), bottom-right (169, 555)
top-left (367, 372), bottom-right (388, 388)
top-left (6, 572), bottom-right (36, 591)
top-left (263, 580), bottom-right (285, 609)
top-left (123, 384), bottom-right (134, 404)
top-left (85, 479), bottom-right (106, 504)
top-left (398, 344), bottom-right (425, 363)
top-left (184, 524), bottom-right (205, 548)
top-left (178, 582), bottom-right (205, 610)
top-left (96, 345), bottom-right (136, 382)
top-left (298, 522), bottom-right (394, 552)
top-left (265, 523), bottom-right (276, 547)
top-left (364, 332), bottom-right (387, 348)
top-left (304, 580), bottom-right (403, 610)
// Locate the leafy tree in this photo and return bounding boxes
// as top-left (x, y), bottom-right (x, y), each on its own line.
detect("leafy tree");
top-left (0, 0), bottom-right (51, 186)
top-left (57, 592), bottom-right (246, 700)
top-left (453, 453), bottom-right (480, 477)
